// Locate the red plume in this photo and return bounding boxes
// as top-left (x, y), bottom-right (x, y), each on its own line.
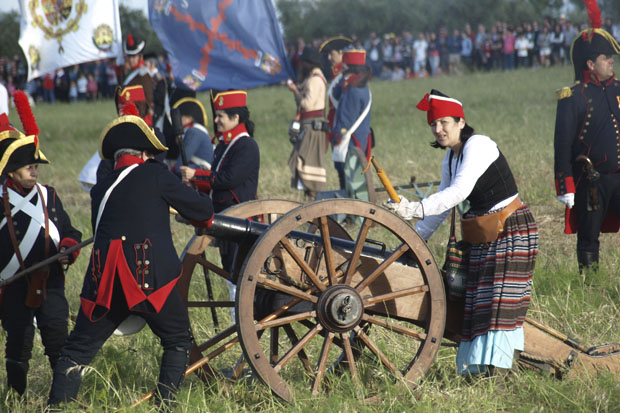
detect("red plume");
top-left (119, 102), bottom-right (139, 117)
top-left (0, 113), bottom-right (16, 132)
top-left (583, 0), bottom-right (601, 29)
top-left (13, 90), bottom-right (39, 137)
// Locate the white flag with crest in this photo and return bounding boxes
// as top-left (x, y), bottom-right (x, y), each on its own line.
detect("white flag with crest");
top-left (18, 0), bottom-right (122, 81)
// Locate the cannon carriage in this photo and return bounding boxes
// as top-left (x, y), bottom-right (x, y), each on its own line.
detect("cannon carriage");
top-left (172, 198), bottom-right (620, 403)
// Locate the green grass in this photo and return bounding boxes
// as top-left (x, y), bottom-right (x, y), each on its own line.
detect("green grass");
top-left (3, 64), bottom-right (620, 412)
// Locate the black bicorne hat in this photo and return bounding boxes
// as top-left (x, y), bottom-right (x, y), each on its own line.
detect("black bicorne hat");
top-left (299, 47), bottom-right (321, 66)
top-left (0, 133), bottom-right (49, 177)
top-left (99, 115), bottom-right (168, 160)
top-left (124, 34), bottom-right (146, 55)
top-left (570, 28), bottom-right (620, 81)
top-left (172, 97), bottom-right (208, 126)
top-left (319, 36), bottom-right (353, 53)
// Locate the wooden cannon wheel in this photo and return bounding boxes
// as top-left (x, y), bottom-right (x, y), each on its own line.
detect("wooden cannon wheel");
top-left (236, 199), bottom-right (446, 402)
top-left (177, 199), bottom-right (351, 382)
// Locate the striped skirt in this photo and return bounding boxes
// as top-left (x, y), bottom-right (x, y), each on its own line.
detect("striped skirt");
top-left (460, 205), bottom-right (539, 341)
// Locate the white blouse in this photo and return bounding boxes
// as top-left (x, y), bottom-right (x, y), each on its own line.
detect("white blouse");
top-left (414, 134), bottom-right (516, 241)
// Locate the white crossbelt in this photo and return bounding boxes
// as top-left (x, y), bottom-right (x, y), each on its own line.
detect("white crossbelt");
top-left (332, 91), bottom-right (372, 163)
top-left (94, 164), bottom-right (139, 238)
top-left (1, 183), bottom-right (60, 281)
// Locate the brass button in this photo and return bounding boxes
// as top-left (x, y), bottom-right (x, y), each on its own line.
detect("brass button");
top-left (144, 283), bottom-right (149, 288)
top-left (121, 236), bottom-right (126, 241)
top-left (137, 260), bottom-right (142, 265)
top-left (583, 129), bottom-right (587, 133)
top-left (144, 245), bottom-right (148, 250)
top-left (144, 270), bottom-right (149, 275)
top-left (586, 122), bottom-right (590, 125)
top-left (51, 208), bottom-right (56, 212)
top-left (144, 260), bottom-right (150, 265)
top-left (53, 217), bottom-right (58, 221)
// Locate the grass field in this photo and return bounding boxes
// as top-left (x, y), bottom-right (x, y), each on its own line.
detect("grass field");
top-left (2, 64), bottom-right (620, 412)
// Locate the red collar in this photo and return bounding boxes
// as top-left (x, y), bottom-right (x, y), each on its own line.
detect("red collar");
top-left (332, 63), bottom-right (343, 77)
top-left (130, 58), bottom-right (145, 71)
top-left (5, 178), bottom-right (29, 195)
top-left (218, 123), bottom-right (249, 144)
top-left (583, 70), bottom-right (615, 86)
top-left (114, 154), bottom-right (144, 169)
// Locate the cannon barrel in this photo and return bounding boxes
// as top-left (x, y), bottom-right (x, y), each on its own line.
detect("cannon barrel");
top-left (203, 214), bottom-right (413, 265)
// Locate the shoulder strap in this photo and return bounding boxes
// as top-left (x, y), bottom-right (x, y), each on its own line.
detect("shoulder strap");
top-left (94, 164), bottom-right (139, 238)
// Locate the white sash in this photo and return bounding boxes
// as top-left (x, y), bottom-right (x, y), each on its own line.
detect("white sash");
top-left (94, 164), bottom-right (139, 238)
top-left (332, 91), bottom-right (372, 163)
top-left (327, 73), bottom-right (343, 110)
top-left (0, 184), bottom-right (61, 281)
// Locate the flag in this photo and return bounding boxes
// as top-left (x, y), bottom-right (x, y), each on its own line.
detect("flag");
top-left (149, 0), bottom-right (295, 91)
top-left (18, 0), bottom-right (122, 81)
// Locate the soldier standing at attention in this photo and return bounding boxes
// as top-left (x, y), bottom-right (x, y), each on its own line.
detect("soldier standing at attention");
top-left (553, 12), bottom-right (620, 273)
top-left (319, 36), bottom-right (352, 191)
top-left (0, 92), bottom-right (82, 396)
top-left (48, 115), bottom-right (214, 408)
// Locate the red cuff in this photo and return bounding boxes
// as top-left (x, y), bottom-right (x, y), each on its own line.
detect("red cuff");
top-left (555, 176), bottom-right (575, 196)
top-left (191, 213), bottom-right (214, 228)
top-left (60, 238), bottom-right (81, 264)
top-left (192, 169), bottom-right (213, 192)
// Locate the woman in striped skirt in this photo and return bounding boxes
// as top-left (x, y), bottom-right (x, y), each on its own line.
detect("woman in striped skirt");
top-left (384, 89), bottom-right (538, 376)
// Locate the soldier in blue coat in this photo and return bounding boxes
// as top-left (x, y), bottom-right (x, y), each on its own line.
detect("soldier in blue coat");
top-left (0, 112), bottom-right (82, 396)
top-left (331, 49), bottom-right (373, 164)
top-left (49, 115), bottom-right (214, 407)
top-left (553, 27), bottom-right (620, 272)
top-left (171, 97), bottom-right (214, 171)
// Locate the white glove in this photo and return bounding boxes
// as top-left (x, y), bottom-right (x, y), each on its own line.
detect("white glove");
top-left (557, 193), bottom-right (575, 209)
top-left (383, 195), bottom-right (424, 220)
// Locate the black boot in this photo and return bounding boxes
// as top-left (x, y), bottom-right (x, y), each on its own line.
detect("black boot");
top-left (577, 250), bottom-right (599, 274)
top-left (6, 358), bottom-right (28, 396)
top-left (154, 347), bottom-right (190, 409)
top-left (48, 356), bottom-right (83, 406)
top-left (337, 168), bottom-right (346, 191)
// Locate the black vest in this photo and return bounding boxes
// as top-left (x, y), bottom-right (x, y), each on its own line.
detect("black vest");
top-left (451, 148), bottom-right (517, 215)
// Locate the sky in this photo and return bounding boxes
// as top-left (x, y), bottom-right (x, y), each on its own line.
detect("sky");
top-left (0, 0), bottom-right (149, 15)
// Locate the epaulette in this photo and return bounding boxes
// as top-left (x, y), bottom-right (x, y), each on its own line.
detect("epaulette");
top-left (556, 86), bottom-right (573, 100)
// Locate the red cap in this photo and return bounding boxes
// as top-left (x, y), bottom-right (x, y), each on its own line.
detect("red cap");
top-left (416, 92), bottom-right (465, 125)
top-left (342, 49), bottom-right (366, 66)
top-left (212, 90), bottom-right (247, 110)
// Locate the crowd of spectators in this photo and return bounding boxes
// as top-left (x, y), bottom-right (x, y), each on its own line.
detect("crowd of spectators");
top-left (288, 16), bottom-right (620, 81)
top-left (0, 55), bottom-right (170, 106)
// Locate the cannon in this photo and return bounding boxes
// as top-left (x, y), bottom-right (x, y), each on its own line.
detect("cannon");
top-left (164, 198), bottom-right (620, 403)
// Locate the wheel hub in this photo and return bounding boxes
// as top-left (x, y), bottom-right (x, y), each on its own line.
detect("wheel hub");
top-left (317, 285), bottom-right (364, 333)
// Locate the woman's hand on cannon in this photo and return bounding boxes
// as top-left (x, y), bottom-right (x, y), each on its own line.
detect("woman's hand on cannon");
top-left (383, 195), bottom-right (424, 220)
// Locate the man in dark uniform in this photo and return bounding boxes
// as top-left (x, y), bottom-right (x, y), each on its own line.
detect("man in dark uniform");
top-left (0, 108), bottom-right (82, 396)
top-left (48, 115), bottom-right (214, 407)
top-left (554, 26), bottom-right (620, 272)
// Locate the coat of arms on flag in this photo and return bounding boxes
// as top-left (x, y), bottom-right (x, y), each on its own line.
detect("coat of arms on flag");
top-left (19, 0), bottom-right (122, 80)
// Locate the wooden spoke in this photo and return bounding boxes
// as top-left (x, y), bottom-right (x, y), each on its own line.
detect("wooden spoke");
top-left (311, 332), bottom-right (335, 396)
top-left (355, 243), bottom-right (410, 292)
top-left (279, 237), bottom-right (327, 292)
top-left (282, 324), bottom-right (314, 373)
top-left (270, 328), bottom-right (279, 364)
top-left (258, 275), bottom-right (318, 303)
top-left (343, 218), bottom-right (373, 286)
top-left (196, 325), bottom-right (237, 353)
top-left (255, 311), bottom-right (317, 331)
top-left (319, 216), bottom-right (337, 286)
top-left (341, 333), bottom-right (359, 383)
top-left (362, 314), bottom-right (427, 341)
top-left (196, 255), bottom-right (233, 282)
top-left (363, 285), bottom-right (429, 307)
top-left (274, 324), bottom-right (323, 373)
top-left (354, 325), bottom-right (403, 378)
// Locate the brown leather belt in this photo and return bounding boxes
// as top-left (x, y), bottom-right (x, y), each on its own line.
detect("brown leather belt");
top-left (461, 196), bottom-right (523, 244)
